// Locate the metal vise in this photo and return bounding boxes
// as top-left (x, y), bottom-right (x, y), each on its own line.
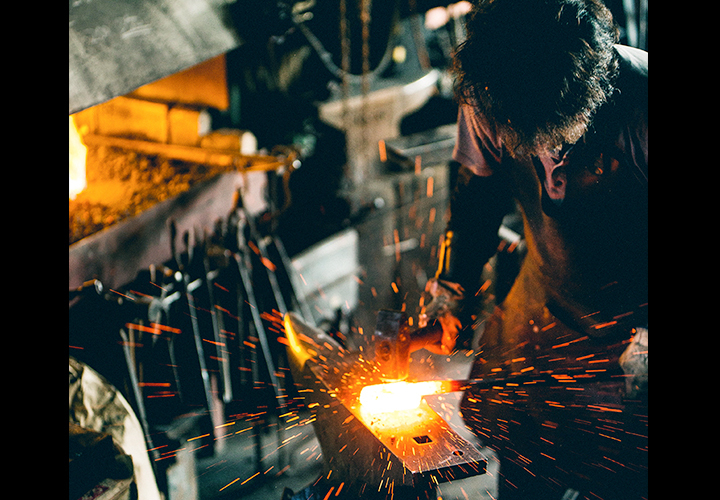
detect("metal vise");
top-left (283, 312), bottom-right (486, 499)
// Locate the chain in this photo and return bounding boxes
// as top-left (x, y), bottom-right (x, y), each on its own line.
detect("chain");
top-left (292, 3), bottom-right (394, 86)
top-left (360, 0), bottom-right (372, 97)
top-left (340, 0), bottom-right (350, 134)
top-left (360, 0), bottom-right (372, 167)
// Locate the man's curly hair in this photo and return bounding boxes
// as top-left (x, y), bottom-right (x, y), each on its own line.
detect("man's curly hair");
top-left (453, 0), bottom-right (620, 157)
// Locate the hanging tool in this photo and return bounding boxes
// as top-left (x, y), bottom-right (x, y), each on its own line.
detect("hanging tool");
top-left (169, 221), bottom-right (213, 415)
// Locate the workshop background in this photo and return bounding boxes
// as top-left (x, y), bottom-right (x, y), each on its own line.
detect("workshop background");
top-left (68, 1), bottom-right (648, 499)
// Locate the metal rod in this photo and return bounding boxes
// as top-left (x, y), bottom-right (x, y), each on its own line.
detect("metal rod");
top-left (203, 250), bottom-right (233, 404)
top-left (234, 236), bottom-right (284, 402)
top-left (119, 327), bottom-right (158, 462)
top-left (272, 234), bottom-right (317, 326)
top-left (81, 133), bottom-right (287, 172)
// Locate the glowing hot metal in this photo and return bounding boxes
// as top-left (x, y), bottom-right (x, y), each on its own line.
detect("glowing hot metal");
top-left (359, 366), bottom-right (629, 414)
top-left (359, 380), bottom-right (446, 413)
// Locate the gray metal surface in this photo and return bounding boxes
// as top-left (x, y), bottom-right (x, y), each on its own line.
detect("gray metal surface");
top-left (69, 0), bottom-right (241, 114)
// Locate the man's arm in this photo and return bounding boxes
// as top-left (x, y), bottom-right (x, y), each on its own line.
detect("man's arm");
top-left (418, 163), bottom-right (514, 353)
top-left (439, 164), bottom-right (514, 294)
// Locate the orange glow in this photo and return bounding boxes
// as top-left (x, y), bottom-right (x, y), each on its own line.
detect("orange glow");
top-left (69, 115), bottom-right (87, 199)
top-left (359, 380), bottom-right (445, 413)
top-left (283, 314), bottom-right (313, 367)
top-left (378, 139), bottom-right (387, 162)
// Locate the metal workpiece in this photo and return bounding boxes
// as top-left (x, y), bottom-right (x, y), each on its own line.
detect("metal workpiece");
top-left (283, 313), bottom-right (487, 499)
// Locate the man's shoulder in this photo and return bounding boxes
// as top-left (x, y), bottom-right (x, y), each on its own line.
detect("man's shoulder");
top-left (612, 44), bottom-right (647, 110)
top-left (614, 44), bottom-right (648, 78)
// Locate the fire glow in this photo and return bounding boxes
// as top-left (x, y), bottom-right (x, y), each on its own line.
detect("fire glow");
top-left (359, 380), bottom-right (446, 413)
top-left (69, 115), bottom-right (87, 200)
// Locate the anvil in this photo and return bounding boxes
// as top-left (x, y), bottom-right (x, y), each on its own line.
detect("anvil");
top-left (283, 312), bottom-right (487, 499)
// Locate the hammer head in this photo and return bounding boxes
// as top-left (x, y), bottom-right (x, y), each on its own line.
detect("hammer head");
top-left (372, 309), bottom-right (411, 381)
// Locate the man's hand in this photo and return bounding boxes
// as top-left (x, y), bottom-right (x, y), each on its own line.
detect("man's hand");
top-left (619, 327), bottom-right (648, 398)
top-left (417, 278), bottom-right (465, 354)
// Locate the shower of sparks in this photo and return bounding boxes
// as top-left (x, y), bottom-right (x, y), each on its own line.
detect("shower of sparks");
top-left (69, 164), bottom-right (648, 500)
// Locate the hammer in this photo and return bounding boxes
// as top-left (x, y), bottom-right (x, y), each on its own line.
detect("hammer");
top-left (371, 309), bottom-right (443, 381)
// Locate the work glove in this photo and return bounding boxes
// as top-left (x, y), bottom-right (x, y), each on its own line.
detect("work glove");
top-left (417, 277), bottom-right (465, 354)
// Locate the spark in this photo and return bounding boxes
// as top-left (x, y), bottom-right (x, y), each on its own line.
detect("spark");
top-left (126, 323), bottom-right (160, 334)
top-left (216, 306), bottom-right (238, 320)
top-left (148, 281), bottom-right (168, 292)
top-left (118, 341), bottom-right (143, 348)
top-left (587, 405), bottom-right (623, 413)
top-left (152, 323), bottom-right (181, 334)
top-left (109, 289), bottom-right (134, 300)
top-left (281, 432), bottom-right (302, 444)
top-left (219, 478), bottom-right (240, 491)
top-left (146, 392), bottom-right (176, 399)
top-left (378, 140), bottom-right (387, 162)
top-left (202, 339), bottom-right (225, 347)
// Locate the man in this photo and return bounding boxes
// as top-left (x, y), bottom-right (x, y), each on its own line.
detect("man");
top-left (419, 1), bottom-right (647, 498)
